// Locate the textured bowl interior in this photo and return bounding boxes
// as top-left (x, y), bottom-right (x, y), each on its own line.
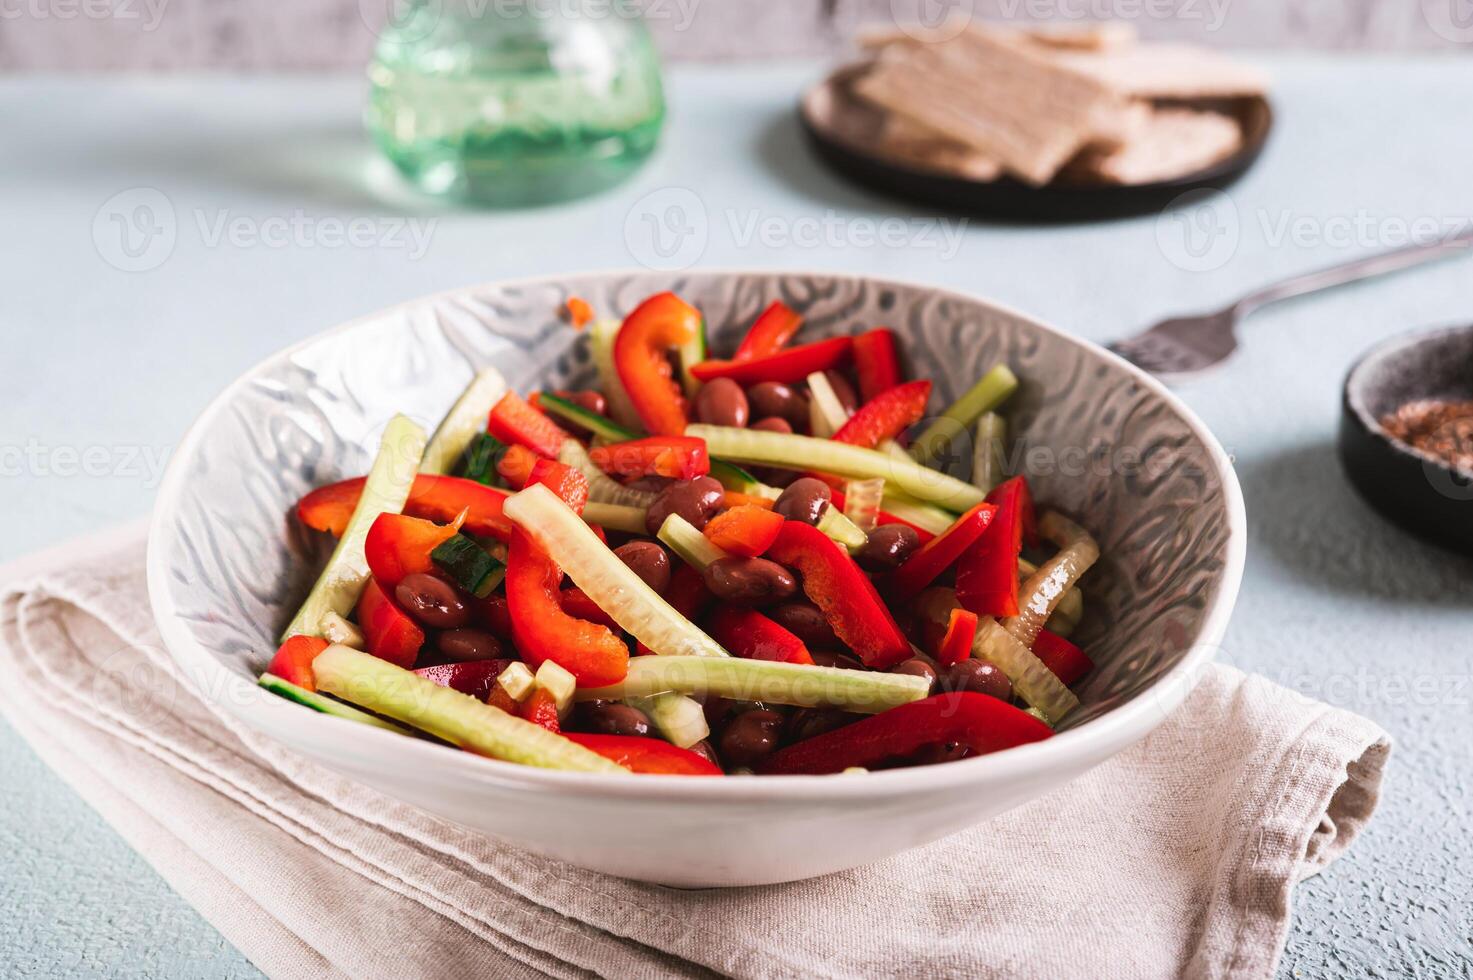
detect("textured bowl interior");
top-left (153, 270), bottom-right (1235, 734)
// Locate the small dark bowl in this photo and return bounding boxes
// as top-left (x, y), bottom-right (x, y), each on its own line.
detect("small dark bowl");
top-left (1339, 324), bottom-right (1473, 555)
top-left (799, 66), bottom-right (1272, 223)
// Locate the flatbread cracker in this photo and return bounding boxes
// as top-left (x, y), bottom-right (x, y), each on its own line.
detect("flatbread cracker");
top-left (1067, 107), bottom-right (1242, 185)
top-left (1051, 43), bottom-right (1269, 99)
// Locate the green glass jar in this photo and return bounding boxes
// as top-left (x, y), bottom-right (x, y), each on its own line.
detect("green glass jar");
top-left (366, 0), bottom-right (665, 206)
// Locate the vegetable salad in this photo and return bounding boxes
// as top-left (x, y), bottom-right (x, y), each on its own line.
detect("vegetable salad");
top-left (261, 292), bottom-right (1100, 776)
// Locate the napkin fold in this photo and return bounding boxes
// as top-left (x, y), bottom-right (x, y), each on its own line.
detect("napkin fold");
top-left (0, 526), bottom-right (1389, 980)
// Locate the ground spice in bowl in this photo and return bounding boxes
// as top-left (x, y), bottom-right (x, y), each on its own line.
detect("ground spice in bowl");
top-left (1379, 399), bottom-right (1473, 473)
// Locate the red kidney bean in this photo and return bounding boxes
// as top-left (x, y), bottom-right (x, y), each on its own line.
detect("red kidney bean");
top-left (395, 573), bottom-right (469, 629)
top-left (694, 378), bottom-right (749, 428)
top-left (823, 370), bottom-right (859, 413)
top-left (891, 657), bottom-right (938, 693)
top-left (746, 382), bottom-right (808, 427)
top-left (702, 557), bottom-right (797, 604)
top-left (644, 476), bottom-right (725, 536)
top-left (750, 416), bottom-right (793, 434)
top-left (613, 540), bottom-right (671, 593)
top-left (686, 739), bottom-right (720, 768)
top-left (785, 707), bottom-right (855, 744)
top-left (943, 659), bottom-right (1012, 701)
top-left (436, 628), bottom-right (503, 662)
top-left (718, 709), bottom-right (786, 768)
top-left (767, 602), bottom-right (838, 648)
top-left (579, 702), bottom-right (652, 738)
top-left (857, 524), bottom-right (921, 570)
top-left (773, 477), bottom-right (832, 525)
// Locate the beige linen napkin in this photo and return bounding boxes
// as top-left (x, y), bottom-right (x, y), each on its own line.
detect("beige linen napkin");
top-left (0, 526), bottom-right (1390, 980)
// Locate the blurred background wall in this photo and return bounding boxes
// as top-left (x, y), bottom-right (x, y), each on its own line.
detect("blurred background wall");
top-left (3, 0), bottom-right (1469, 71)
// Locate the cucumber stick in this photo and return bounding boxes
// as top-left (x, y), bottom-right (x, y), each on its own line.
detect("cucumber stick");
top-left (842, 477), bottom-right (885, 534)
top-left (539, 393), bottom-right (637, 444)
top-left (708, 459), bottom-right (776, 498)
top-left (258, 673), bottom-right (411, 733)
top-left (505, 484), bottom-right (728, 658)
top-left (816, 505), bottom-right (867, 552)
top-left (419, 368), bottom-right (507, 476)
top-left (910, 364), bottom-right (1018, 465)
top-left (971, 411), bottom-right (1007, 495)
top-left (688, 424), bottom-right (985, 511)
top-left (658, 513), bottom-right (729, 569)
top-left (312, 646), bottom-right (627, 773)
top-left (578, 656), bottom-right (931, 714)
top-left (558, 439), bottom-right (657, 509)
top-left (974, 618), bottom-right (1079, 724)
top-left (283, 414), bottom-right (426, 641)
top-left (678, 317), bottom-right (708, 399)
top-left (590, 317), bottom-right (644, 432)
top-left (805, 370), bottom-right (849, 438)
top-left (880, 494), bottom-right (958, 535)
top-left (630, 692), bottom-right (709, 749)
top-left (582, 502), bottom-right (648, 535)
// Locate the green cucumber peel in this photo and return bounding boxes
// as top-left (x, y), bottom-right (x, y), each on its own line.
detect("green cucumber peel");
top-left (708, 459), bottom-right (773, 497)
top-left (420, 368), bottom-right (507, 476)
top-left (539, 393), bottom-right (638, 444)
top-left (283, 414), bottom-right (426, 641)
top-left (687, 424), bottom-right (985, 511)
top-left (909, 364), bottom-right (1018, 466)
top-left (505, 484), bottom-right (728, 658)
top-left (259, 673), bottom-right (412, 733)
top-left (458, 433), bottom-right (507, 486)
top-left (677, 316), bottom-right (708, 399)
top-left (431, 534), bottom-right (505, 598)
top-left (311, 646), bottom-right (627, 773)
top-left (578, 656), bottom-right (931, 714)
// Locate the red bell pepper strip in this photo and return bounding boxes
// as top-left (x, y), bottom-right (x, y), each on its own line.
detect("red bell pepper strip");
top-left (613, 292), bottom-right (703, 436)
top-left (413, 659), bottom-right (515, 702)
top-left (703, 504), bottom-right (784, 558)
top-left (764, 520), bottom-right (910, 670)
top-left (564, 733), bottom-right (723, 775)
top-left (934, 607), bottom-right (978, 667)
top-left (496, 445), bottom-right (541, 489)
top-left (757, 692), bottom-right (1052, 774)
top-left (297, 475), bottom-right (513, 541)
top-left (831, 379), bottom-right (931, 449)
top-left (364, 511), bottom-right (463, 589)
top-left (689, 336), bottom-right (853, 386)
top-left (887, 501), bottom-right (997, 602)
top-left (488, 391), bottom-right (569, 458)
top-left (266, 635), bottom-right (329, 691)
top-left (827, 488), bottom-right (935, 543)
top-left (526, 458), bottom-right (589, 514)
top-left (506, 528), bottom-right (628, 686)
top-left (518, 687), bottom-right (562, 732)
top-left (1033, 629), bottom-right (1094, 687)
top-left (589, 436), bottom-right (710, 480)
top-left (356, 578), bottom-right (424, 668)
top-left (560, 587), bottom-right (621, 632)
top-left (708, 607), bottom-right (814, 665)
top-left (852, 328), bottom-right (901, 403)
top-left (955, 476), bottom-right (1034, 617)
top-left (733, 300), bottom-right (803, 361)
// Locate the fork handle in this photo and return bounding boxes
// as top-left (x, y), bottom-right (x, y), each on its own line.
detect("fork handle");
top-left (1232, 227), bottom-right (1473, 317)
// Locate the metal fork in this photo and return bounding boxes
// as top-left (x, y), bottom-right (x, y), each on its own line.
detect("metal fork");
top-left (1109, 228), bottom-right (1473, 377)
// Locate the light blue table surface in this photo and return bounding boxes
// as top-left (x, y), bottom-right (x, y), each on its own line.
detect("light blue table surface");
top-left (3, 57), bottom-right (1471, 977)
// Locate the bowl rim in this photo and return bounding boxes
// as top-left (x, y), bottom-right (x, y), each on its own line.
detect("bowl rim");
top-left (1343, 321), bottom-right (1473, 479)
top-left (147, 267), bottom-right (1246, 803)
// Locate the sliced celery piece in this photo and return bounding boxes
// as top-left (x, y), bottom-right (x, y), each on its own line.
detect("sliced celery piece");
top-left (688, 424), bottom-right (985, 511)
top-left (505, 484), bottom-right (727, 658)
top-left (420, 368), bottom-right (507, 476)
top-left (283, 414), bottom-right (426, 641)
top-left (658, 513), bottom-right (729, 570)
top-left (909, 365), bottom-right (1018, 466)
top-left (312, 646), bottom-right (626, 773)
top-left (971, 412), bottom-right (1007, 495)
top-left (973, 618), bottom-right (1079, 724)
top-left (1005, 512), bottom-right (1099, 649)
top-left (578, 656), bottom-right (930, 714)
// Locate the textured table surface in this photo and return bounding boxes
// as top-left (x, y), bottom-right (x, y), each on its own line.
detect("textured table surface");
top-left (2, 58), bottom-right (1471, 978)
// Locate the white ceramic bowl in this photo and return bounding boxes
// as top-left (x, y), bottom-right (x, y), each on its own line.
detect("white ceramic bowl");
top-left (148, 270), bottom-right (1245, 887)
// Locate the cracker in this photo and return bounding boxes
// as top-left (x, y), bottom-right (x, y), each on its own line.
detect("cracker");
top-left (1052, 43), bottom-right (1269, 99)
top-left (1067, 107), bottom-right (1243, 185)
